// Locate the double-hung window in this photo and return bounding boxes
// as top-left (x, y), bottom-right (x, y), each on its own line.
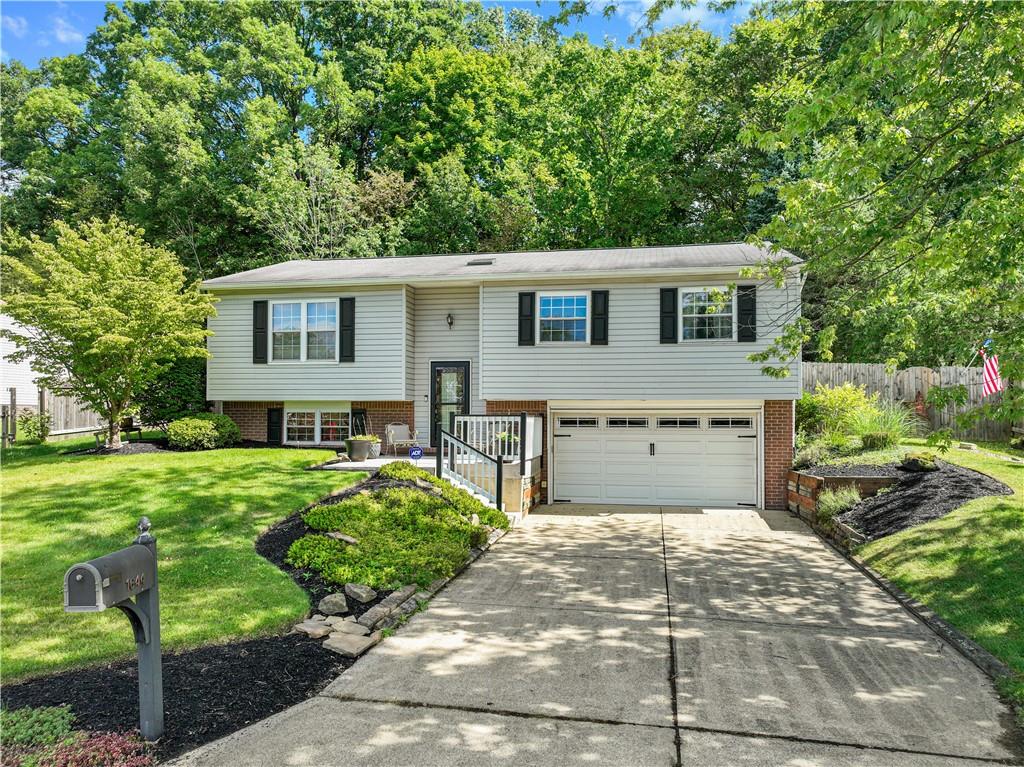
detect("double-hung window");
top-left (539, 293), bottom-right (588, 343)
top-left (680, 288), bottom-right (734, 341)
top-left (270, 300), bottom-right (338, 361)
top-left (285, 409), bottom-right (351, 444)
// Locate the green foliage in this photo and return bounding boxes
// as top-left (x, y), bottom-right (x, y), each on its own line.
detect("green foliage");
top-left (348, 434), bottom-right (381, 442)
top-left (1010, 436), bottom-right (1024, 451)
top-left (815, 487), bottom-right (861, 532)
top-left (797, 384), bottom-right (878, 436)
top-left (0, 706), bottom-right (75, 748)
top-left (135, 357), bottom-right (206, 429)
top-left (845, 403), bottom-right (920, 449)
top-left (376, 460), bottom-right (509, 529)
top-left (0, 217), bottom-right (216, 449)
top-left (792, 442), bottom-right (829, 470)
top-left (902, 452), bottom-right (939, 472)
top-left (290, 485), bottom-right (494, 589)
top-left (16, 409), bottom-right (50, 443)
top-left (167, 414), bottom-right (240, 451)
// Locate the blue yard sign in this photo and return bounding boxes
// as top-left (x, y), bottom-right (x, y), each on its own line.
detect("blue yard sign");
top-left (409, 446), bottom-right (424, 459)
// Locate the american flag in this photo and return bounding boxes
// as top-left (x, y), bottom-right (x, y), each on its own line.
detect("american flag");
top-left (981, 346), bottom-right (1004, 397)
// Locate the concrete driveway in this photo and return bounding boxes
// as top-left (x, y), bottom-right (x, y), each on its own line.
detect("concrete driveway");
top-left (175, 506), bottom-right (1022, 766)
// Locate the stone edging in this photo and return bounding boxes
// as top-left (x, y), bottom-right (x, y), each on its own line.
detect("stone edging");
top-left (808, 521), bottom-right (1016, 686)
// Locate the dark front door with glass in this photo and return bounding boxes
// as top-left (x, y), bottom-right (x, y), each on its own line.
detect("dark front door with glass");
top-left (430, 361), bottom-right (470, 446)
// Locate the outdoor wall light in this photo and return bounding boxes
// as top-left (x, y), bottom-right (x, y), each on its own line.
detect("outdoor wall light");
top-left (446, 313), bottom-right (454, 329)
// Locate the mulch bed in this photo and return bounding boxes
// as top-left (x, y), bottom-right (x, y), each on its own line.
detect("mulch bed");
top-left (0, 635), bottom-right (351, 761)
top-left (838, 460), bottom-right (1013, 541)
top-left (70, 439), bottom-right (171, 457)
top-left (2, 479), bottom-right (399, 762)
top-left (802, 463), bottom-right (902, 478)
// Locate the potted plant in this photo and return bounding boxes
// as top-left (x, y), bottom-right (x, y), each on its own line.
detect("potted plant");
top-left (345, 434), bottom-right (380, 461)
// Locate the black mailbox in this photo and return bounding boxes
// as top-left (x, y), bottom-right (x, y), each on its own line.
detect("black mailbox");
top-left (64, 544), bottom-right (155, 612)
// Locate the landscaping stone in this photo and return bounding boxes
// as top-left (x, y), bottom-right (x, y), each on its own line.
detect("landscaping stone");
top-left (356, 585), bottom-right (417, 629)
top-left (330, 621), bottom-right (370, 636)
top-left (293, 621), bottom-right (333, 639)
top-left (317, 593), bottom-right (349, 616)
top-left (325, 532), bottom-right (359, 545)
top-left (322, 630), bottom-right (382, 658)
top-left (901, 452), bottom-right (938, 472)
top-left (959, 441), bottom-right (978, 450)
top-left (344, 583), bottom-right (377, 603)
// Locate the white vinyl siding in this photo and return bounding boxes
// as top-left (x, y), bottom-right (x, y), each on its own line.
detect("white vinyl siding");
top-left (481, 278), bottom-right (801, 400)
top-left (412, 286), bottom-right (483, 442)
top-left (206, 287), bottom-right (405, 401)
top-left (404, 286), bottom-right (416, 399)
top-left (1, 313), bottom-right (39, 406)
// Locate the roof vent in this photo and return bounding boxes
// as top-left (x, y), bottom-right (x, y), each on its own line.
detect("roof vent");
top-left (466, 257), bottom-right (495, 266)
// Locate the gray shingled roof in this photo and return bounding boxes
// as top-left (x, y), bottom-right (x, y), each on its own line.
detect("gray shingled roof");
top-left (201, 243), bottom-right (799, 288)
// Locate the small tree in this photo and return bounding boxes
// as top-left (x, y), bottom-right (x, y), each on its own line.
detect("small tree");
top-left (1, 217), bottom-right (216, 448)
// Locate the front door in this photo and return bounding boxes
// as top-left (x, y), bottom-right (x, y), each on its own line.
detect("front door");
top-left (430, 361), bottom-right (470, 446)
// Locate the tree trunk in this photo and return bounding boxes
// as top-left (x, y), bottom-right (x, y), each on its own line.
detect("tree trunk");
top-left (106, 411), bottom-right (123, 449)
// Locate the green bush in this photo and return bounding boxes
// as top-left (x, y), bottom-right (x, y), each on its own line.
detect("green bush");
top-left (797, 384), bottom-right (878, 435)
top-left (136, 357), bottom-right (207, 429)
top-left (793, 442), bottom-right (829, 470)
top-left (1009, 436), bottom-right (1024, 451)
top-left (16, 409), bottom-right (50, 443)
top-left (815, 486), bottom-right (861, 531)
top-left (901, 451), bottom-right (938, 472)
top-left (845, 402), bottom-right (919, 449)
top-left (166, 413), bottom-right (240, 450)
top-left (291, 485), bottom-right (497, 589)
top-left (0, 706), bottom-right (75, 748)
top-left (376, 460), bottom-right (510, 529)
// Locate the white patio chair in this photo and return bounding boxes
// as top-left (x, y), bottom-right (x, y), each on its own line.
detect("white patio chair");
top-left (385, 423), bottom-right (418, 457)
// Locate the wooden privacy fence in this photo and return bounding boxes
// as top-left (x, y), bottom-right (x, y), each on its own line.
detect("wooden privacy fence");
top-left (802, 362), bottom-right (1018, 442)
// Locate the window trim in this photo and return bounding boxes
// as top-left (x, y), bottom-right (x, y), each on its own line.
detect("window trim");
top-left (269, 299), bottom-right (340, 363)
top-left (678, 286), bottom-right (736, 343)
top-left (537, 291), bottom-right (591, 345)
top-left (284, 407), bottom-right (352, 445)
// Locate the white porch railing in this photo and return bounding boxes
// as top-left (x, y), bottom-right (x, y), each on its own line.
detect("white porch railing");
top-left (450, 413), bottom-right (543, 476)
top-left (437, 430), bottom-right (503, 510)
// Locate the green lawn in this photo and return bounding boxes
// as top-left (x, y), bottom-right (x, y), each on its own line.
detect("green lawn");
top-left (857, 445), bottom-right (1024, 707)
top-left (1, 435), bottom-right (363, 681)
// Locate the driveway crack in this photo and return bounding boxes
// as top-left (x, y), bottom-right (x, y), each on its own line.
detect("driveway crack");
top-left (660, 507), bottom-right (683, 767)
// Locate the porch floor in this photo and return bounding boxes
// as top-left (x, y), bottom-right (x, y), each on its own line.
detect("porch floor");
top-left (314, 454), bottom-right (437, 473)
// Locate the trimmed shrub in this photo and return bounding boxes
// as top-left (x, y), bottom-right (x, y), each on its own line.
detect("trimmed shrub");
top-left (797, 384), bottom-right (878, 435)
top-left (16, 409), bottom-right (50, 443)
top-left (0, 706), bottom-right (75, 748)
top-left (377, 460), bottom-right (509, 529)
top-left (815, 486), bottom-right (861, 532)
top-left (845, 402), bottom-right (919, 449)
top-left (901, 451), bottom-right (939, 472)
top-left (135, 357), bottom-right (207, 429)
top-left (167, 413), bottom-right (240, 451)
top-left (793, 442), bottom-right (829, 470)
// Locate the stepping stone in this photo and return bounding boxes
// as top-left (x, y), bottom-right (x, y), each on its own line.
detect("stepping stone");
top-left (323, 630), bottom-right (381, 658)
top-left (293, 621), bottom-right (333, 639)
top-left (345, 583), bottom-right (378, 603)
top-left (318, 593), bottom-right (348, 615)
top-left (330, 622), bottom-right (370, 636)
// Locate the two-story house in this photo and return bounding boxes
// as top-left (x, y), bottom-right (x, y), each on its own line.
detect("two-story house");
top-left (202, 243), bottom-right (802, 510)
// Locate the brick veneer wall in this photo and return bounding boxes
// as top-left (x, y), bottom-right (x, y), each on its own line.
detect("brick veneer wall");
top-left (763, 399), bottom-right (795, 509)
top-left (485, 400), bottom-right (548, 504)
top-left (222, 401), bottom-right (283, 442)
top-left (353, 401), bottom-right (415, 451)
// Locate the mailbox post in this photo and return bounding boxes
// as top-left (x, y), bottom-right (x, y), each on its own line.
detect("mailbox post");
top-left (64, 517), bottom-right (164, 741)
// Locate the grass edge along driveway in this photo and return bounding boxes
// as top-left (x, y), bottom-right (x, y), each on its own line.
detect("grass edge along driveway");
top-left (1, 437), bottom-right (363, 681)
top-left (858, 445), bottom-right (1024, 710)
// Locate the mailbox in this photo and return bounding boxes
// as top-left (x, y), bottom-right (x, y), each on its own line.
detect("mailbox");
top-left (64, 544), bottom-right (155, 612)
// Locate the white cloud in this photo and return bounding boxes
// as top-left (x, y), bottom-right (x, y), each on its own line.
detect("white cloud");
top-left (52, 16), bottom-right (84, 44)
top-left (613, 0), bottom-right (749, 38)
top-left (2, 15), bottom-right (28, 38)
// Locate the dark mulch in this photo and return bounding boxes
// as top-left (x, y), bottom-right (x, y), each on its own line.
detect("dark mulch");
top-left (802, 462), bottom-right (903, 478)
top-left (0, 635), bottom-right (351, 760)
top-left (69, 439), bottom-right (170, 457)
top-left (839, 460), bottom-right (1013, 541)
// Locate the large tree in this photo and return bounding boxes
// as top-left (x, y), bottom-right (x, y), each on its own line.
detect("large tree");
top-left (1, 217), bottom-right (216, 448)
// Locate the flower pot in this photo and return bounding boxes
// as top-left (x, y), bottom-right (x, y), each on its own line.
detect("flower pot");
top-left (346, 439), bottom-right (373, 461)
top-left (368, 440), bottom-right (381, 459)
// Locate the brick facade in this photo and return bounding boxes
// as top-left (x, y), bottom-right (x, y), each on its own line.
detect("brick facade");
top-left (222, 401), bottom-right (283, 442)
top-left (763, 399), bottom-right (795, 509)
top-left (352, 400), bottom-right (415, 452)
top-left (485, 400), bottom-right (548, 505)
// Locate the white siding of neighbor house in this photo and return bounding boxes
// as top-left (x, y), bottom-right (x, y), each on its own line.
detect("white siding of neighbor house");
top-left (206, 286), bottom-right (406, 401)
top-left (411, 286), bottom-right (484, 443)
top-left (1, 313), bottom-right (39, 407)
top-left (404, 286), bottom-right (416, 399)
top-left (480, 276), bottom-right (802, 401)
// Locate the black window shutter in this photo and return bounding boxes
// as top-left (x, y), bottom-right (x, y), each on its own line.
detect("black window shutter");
top-left (267, 407), bottom-right (283, 444)
top-left (518, 292), bottom-right (535, 346)
top-left (659, 288), bottom-right (678, 343)
top-left (591, 290), bottom-right (609, 345)
top-left (737, 285), bottom-right (757, 342)
top-left (339, 297), bottom-right (355, 362)
top-left (253, 300), bottom-right (268, 364)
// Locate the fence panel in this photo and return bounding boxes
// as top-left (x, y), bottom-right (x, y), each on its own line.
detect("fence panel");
top-left (802, 362), bottom-right (1013, 442)
top-left (43, 390), bottom-right (104, 435)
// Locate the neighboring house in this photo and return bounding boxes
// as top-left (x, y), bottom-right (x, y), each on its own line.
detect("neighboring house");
top-left (202, 244), bottom-right (802, 510)
top-left (1, 312), bottom-right (40, 409)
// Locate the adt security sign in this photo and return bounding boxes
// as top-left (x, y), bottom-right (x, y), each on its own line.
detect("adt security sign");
top-left (409, 445), bottom-right (424, 459)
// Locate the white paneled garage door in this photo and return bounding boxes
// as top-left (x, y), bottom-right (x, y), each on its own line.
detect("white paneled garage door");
top-left (552, 412), bottom-right (759, 507)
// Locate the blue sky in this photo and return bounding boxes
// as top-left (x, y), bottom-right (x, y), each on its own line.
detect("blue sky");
top-left (0, 0), bottom-right (750, 67)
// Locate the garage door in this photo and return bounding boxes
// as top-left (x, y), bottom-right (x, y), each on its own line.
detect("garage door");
top-left (552, 413), bottom-right (758, 507)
